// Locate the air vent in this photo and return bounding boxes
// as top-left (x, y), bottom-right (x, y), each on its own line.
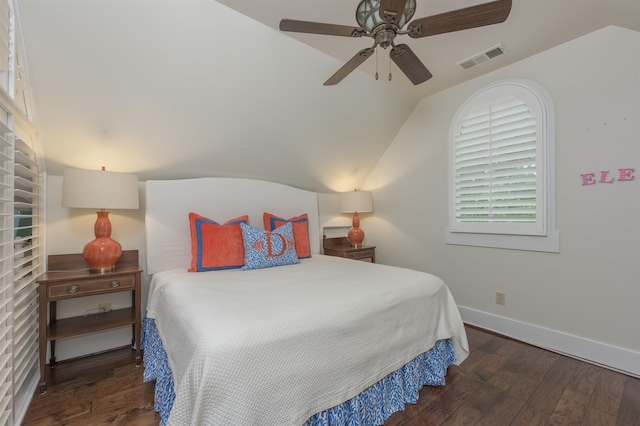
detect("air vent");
top-left (456, 44), bottom-right (506, 71)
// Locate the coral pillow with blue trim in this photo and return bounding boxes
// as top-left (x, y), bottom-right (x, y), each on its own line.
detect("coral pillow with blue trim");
top-left (263, 212), bottom-right (311, 259)
top-left (189, 213), bottom-right (248, 272)
top-left (240, 222), bottom-right (300, 270)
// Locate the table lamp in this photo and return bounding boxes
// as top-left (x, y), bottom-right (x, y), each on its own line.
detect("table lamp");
top-left (62, 167), bottom-right (139, 272)
top-left (340, 190), bottom-right (373, 247)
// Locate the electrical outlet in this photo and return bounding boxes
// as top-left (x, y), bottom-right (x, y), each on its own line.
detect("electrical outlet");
top-left (99, 302), bottom-right (111, 313)
top-left (495, 292), bottom-right (506, 305)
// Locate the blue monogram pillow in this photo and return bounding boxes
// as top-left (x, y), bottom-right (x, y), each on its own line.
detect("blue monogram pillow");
top-left (240, 222), bottom-right (300, 270)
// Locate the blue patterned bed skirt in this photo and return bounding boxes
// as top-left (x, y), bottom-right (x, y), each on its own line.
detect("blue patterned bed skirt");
top-left (141, 317), bottom-right (455, 426)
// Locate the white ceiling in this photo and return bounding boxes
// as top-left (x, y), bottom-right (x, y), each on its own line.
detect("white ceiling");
top-left (16, 0), bottom-right (640, 193)
top-left (218, 0), bottom-right (640, 98)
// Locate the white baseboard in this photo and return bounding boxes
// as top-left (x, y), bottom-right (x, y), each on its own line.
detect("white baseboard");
top-left (458, 305), bottom-right (640, 378)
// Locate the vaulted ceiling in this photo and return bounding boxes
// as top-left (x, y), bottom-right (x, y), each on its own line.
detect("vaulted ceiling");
top-left (17, 0), bottom-right (640, 192)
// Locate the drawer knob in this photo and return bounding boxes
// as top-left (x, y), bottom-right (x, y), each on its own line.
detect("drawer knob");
top-left (67, 285), bottom-right (79, 294)
top-left (109, 280), bottom-right (120, 288)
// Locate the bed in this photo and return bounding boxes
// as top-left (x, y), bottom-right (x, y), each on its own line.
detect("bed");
top-left (142, 177), bottom-right (469, 425)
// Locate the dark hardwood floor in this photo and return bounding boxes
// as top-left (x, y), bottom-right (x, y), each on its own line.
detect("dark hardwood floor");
top-left (23, 325), bottom-right (640, 425)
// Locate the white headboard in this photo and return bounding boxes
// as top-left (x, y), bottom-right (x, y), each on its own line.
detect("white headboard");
top-left (145, 177), bottom-right (320, 275)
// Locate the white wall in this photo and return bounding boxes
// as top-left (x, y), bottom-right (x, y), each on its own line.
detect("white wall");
top-left (363, 26), bottom-right (640, 375)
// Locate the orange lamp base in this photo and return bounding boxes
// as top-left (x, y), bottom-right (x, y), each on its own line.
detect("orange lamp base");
top-left (83, 211), bottom-right (122, 273)
top-left (347, 211), bottom-right (365, 247)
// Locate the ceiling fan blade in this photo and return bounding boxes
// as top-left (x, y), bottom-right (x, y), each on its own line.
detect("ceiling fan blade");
top-left (280, 19), bottom-right (364, 37)
top-left (408, 0), bottom-right (512, 38)
top-left (390, 44), bottom-right (432, 85)
top-left (324, 48), bottom-right (375, 86)
top-left (378, 0), bottom-right (408, 22)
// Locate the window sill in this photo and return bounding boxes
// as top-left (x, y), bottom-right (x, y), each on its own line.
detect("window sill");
top-left (445, 230), bottom-right (560, 253)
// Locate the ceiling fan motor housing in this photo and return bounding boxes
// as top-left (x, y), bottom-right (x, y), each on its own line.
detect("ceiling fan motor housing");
top-left (356, 0), bottom-right (416, 34)
top-left (373, 24), bottom-right (399, 48)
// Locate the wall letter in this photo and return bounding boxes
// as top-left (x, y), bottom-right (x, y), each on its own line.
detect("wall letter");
top-left (599, 171), bottom-right (614, 183)
top-left (618, 168), bottom-right (635, 181)
top-left (581, 173), bottom-right (596, 185)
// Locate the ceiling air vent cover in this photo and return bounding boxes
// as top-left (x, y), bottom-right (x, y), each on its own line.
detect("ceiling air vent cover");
top-left (457, 44), bottom-right (506, 70)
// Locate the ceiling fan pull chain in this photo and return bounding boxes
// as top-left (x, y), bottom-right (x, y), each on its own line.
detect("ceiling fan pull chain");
top-left (388, 55), bottom-right (392, 81)
top-left (375, 48), bottom-right (379, 80)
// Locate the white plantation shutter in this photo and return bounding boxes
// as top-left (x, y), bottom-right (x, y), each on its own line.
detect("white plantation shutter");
top-left (12, 134), bottom-right (40, 417)
top-left (0, 118), bottom-right (13, 426)
top-left (454, 95), bottom-right (539, 228)
top-left (0, 118), bottom-right (42, 426)
top-left (448, 80), bottom-right (557, 250)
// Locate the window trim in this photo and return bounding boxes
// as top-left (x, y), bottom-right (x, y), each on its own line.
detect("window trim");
top-left (446, 78), bottom-right (559, 252)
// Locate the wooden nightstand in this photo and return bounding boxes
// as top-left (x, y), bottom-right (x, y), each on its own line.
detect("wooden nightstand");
top-left (323, 237), bottom-right (376, 263)
top-left (36, 250), bottom-right (142, 393)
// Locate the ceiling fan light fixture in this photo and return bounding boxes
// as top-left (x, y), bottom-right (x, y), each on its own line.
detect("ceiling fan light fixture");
top-left (355, 0), bottom-right (416, 33)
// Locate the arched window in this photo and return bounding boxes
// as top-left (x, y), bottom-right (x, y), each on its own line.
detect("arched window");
top-left (447, 79), bottom-right (558, 252)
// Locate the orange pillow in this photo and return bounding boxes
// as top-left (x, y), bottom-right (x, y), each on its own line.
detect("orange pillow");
top-left (263, 213), bottom-right (311, 258)
top-left (189, 213), bottom-right (248, 272)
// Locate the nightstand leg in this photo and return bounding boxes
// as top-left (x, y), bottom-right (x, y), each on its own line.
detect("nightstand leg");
top-left (49, 341), bottom-right (56, 367)
top-left (49, 301), bottom-right (57, 367)
top-left (133, 323), bottom-right (142, 365)
top-left (133, 275), bottom-right (142, 366)
top-left (38, 287), bottom-right (47, 393)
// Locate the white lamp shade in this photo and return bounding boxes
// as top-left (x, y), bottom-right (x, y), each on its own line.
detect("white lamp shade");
top-left (340, 190), bottom-right (373, 213)
top-left (62, 168), bottom-right (139, 210)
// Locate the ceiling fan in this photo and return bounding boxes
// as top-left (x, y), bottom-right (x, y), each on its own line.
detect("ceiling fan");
top-left (280, 0), bottom-right (512, 86)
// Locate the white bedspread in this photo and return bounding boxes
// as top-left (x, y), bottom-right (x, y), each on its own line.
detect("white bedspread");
top-left (145, 255), bottom-right (469, 426)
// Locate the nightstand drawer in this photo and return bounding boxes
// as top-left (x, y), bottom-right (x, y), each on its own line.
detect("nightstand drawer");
top-left (323, 238), bottom-right (376, 263)
top-left (348, 249), bottom-right (375, 260)
top-left (47, 275), bottom-right (135, 300)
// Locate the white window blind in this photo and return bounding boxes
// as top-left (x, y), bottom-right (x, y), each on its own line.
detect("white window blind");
top-left (448, 79), bottom-right (557, 252)
top-left (0, 113), bottom-right (42, 426)
top-left (0, 117), bottom-right (13, 426)
top-left (453, 95), bottom-right (539, 231)
top-left (12, 133), bottom-right (40, 417)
